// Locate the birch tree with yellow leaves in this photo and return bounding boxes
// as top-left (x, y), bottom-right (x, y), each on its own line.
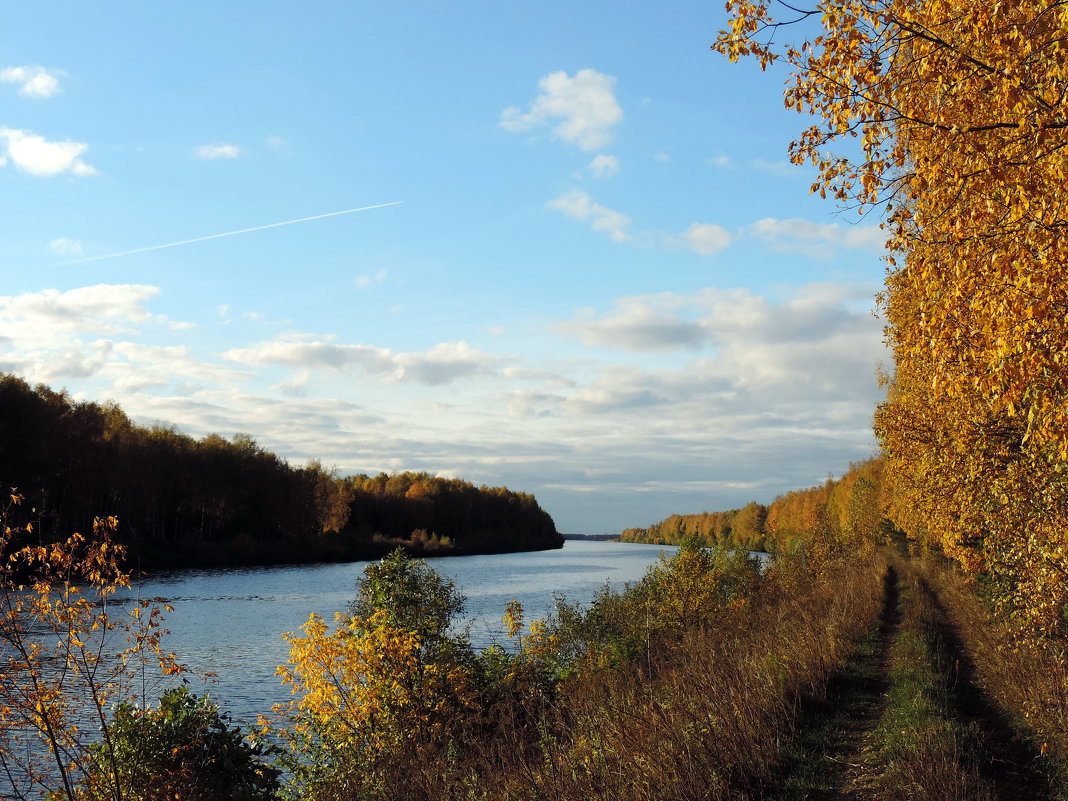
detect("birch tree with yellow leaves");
top-left (716, 0), bottom-right (1068, 641)
top-left (0, 491), bottom-right (185, 801)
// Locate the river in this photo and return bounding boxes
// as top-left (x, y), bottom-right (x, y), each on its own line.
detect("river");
top-left (114, 540), bottom-right (679, 724)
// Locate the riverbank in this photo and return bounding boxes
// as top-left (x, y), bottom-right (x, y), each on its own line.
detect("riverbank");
top-left (127, 529), bottom-right (564, 571)
top-left (4, 513), bottom-right (1066, 800)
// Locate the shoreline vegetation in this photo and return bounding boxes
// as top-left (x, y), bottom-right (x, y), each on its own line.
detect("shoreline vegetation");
top-left (2, 470), bottom-right (1065, 800)
top-left (0, 374), bottom-right (563, 571)
top-left (620, 459), bottom-right (887, 560)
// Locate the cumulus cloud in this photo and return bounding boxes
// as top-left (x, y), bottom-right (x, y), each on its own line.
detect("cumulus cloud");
top-left (682, 222), bottom-right (732, 256)
top-left (555, 283), bottom-right (883, 363)
top-left (0, 284), bottom-right (226, 388)
top-left (224, 337), bottom-right (507, 386)
top-left (0, 66), bottom-right (62, 98)
top-left (587, 154), bottom-right (619, 178)
top-left (225, 340), bottom-right (393, 372)
top-left (195, 143), bottom-right (242, 160)
top-left (500, 69), bottom-right (622, 151)
top-left (556, 295), bottom-right (707, 351)
top-left (748, 217), bottom-right (887, 259)
top-left (395, 342), bottom-right (502, 385)
top-left (49, 237), bottom-right (85, 257)
top-left (0, 284), bottom-right (162, 336)
top-left (0, 128), bottom-right (97, 177)
top-left (547, 189), bottom-right (630, 242)
top-left (102, 342), bottom-right (245, 392)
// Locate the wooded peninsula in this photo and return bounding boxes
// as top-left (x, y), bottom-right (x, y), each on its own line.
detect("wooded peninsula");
top-left (0, 373), bottom-right (562, 568)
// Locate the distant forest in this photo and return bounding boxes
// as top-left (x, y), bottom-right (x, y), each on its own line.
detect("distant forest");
top-left (620, 458), bottom-right (889, 556)
top-left (0, 375), bottom-right (562, 569)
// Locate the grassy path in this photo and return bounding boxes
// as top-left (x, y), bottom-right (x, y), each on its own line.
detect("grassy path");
top-left (769, 561), bottom-right (1054, 801)
top-left (769, 566), bottom-right (901, 800)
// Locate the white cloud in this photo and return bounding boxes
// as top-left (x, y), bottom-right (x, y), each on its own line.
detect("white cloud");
top-left (0, 128), bottom-right (97, 177)
top-left (0, 66), bottom-right (62, 98)
top-left (224, 337), bottom-right (507, 386)
top-left (225, 339), bottom-right (388, 371)
top-left (195, 144), bottom-right (242, 160)
top-left (266, 134), bottom-right (287, 151)
top-left (355, 269), bottom-right (388, 289)
top-left (654, 152), bottom-right (670, 163)
top-left (0, 284), bottom-right (221, 388)
top-left (48, 237), bottom-right (85, 257)
top-left (748, 217), bottom-right (887, 259)
top-left (0, 284), bottom-right (162, 336)
top-left (682, 223), bottom-right (732, 256)
top-left (751, 158), bottom-right (796, 176)
top-left (500, 69), bottom-right (622, 151)
top-left (587, 154), bottom-right (619, 178)
top-left (395, 342), bottom-right (502, 385)
top-left (555, 283), bottom-right (883, 360)
top-left (556, 295), bottom-right (707, 351)
top-left (547, 189), bottom-right (631, 242)
top-left (708, 155), bottom-right (731, 167)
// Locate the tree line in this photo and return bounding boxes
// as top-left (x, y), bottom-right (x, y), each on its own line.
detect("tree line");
top-left (0, 374), bottom-right (561, 568)
top-left (621, 458), bottom-right (890, 560)
top-left (619, 501), bottom-right (768, 551)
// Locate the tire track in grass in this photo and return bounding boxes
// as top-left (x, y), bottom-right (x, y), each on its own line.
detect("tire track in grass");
top-left (921, 578), bottom-right (1055, 801)
top-left (855, 566), bottom-right (1054, 801)
top-left (769, 566), bottom-right (900, 800)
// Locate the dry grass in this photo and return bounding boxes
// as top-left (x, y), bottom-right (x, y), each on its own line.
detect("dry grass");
top-left (426, 554), bottom-right (890, 801)
top-left (926, 560), bottom-right (1068, 799)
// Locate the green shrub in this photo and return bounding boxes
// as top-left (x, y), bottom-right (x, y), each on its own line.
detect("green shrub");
top-left (85, 687), bottom-right (280, 801)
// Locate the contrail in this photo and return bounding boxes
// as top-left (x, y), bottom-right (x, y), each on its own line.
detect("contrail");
top-left (54, 201), bottom-right (403, 266)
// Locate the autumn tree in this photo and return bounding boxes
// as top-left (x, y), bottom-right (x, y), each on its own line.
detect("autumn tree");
top-left (0, 492), bottom-right (184, 801)
top-left (272, 550), bottom-right (478, 801)
top-left (716, 0), bottom-right (1068, 639)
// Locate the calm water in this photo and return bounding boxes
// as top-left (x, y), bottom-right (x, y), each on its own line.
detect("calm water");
top-left (115, 540), bottom-right (678, 723)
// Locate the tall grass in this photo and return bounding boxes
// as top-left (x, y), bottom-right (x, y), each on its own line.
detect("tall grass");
top-left (927, 560), bottom-right (1068, 798)
top-left (369, 550), bottom-right (889, 801)
top-left (526, 559), bottom-right (885, 800)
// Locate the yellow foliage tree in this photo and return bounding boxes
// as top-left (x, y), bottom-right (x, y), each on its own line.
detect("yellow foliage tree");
top-left (0, 491), bottom-right (183, 801)
top-left (715, 0), bottom-right (1068, 640)
top-left (273, 550), bottom-right (478, 800)
top-left (642, 541), bottom-right (761, 630)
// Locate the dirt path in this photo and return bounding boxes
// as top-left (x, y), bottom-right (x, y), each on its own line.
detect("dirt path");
top-left (769, 566), bottom-right (901, 800)
top-left (771, 563), bottom-right (1055, 801)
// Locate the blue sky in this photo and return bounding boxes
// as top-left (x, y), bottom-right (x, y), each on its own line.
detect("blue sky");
top-left (1, 1), bottom-right (887, 533)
